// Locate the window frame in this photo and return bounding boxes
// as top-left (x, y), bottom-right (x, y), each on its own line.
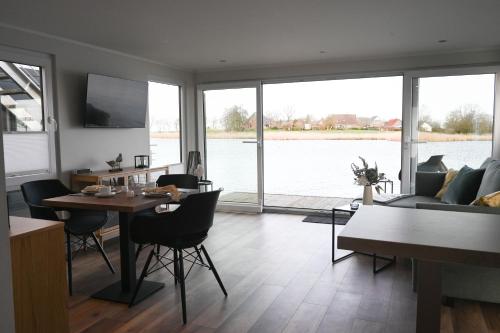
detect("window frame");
top-left (147, 78), bottom-right (185, 166)
top-left (403, 65), bottom-right (500, 193)
top-left (0, 45), bottom-right (57, 190)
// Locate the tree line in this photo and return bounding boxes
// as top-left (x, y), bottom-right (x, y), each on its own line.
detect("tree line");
top-left (216, 104), bottom-right (493, 134)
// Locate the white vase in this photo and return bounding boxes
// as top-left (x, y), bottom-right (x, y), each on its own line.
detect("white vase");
top-left (363, 185), bottom-right (373, 205)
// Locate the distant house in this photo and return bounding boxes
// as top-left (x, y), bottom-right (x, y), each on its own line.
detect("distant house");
top-left (357, 116), bottom-right (381, 129)
top-left (330, 114), bottom-right (358, 129)
top-left (384, 118), bottom-right (402, 130)
top-left (420, 122), bottom-right (433, 132)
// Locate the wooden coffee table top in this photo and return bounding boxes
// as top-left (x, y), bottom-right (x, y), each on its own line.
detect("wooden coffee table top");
top-left (338, 205), bottom-right (500, 268)
top-left (43, 192), bottom-right (174, 213)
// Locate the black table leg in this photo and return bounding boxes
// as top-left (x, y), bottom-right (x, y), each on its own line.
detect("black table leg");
top-left (92, 212), bottom-right (164, 304)
top-left (332, 209), bottom-right (356, 263)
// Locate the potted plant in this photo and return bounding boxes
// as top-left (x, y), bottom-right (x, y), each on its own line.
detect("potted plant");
top-left (351, 157), bottom-right (383, 205)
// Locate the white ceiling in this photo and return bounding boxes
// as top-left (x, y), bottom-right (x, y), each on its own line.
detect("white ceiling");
top-left (1, 0), bottom-right (500, 72)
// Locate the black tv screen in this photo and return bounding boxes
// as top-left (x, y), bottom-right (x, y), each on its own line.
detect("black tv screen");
top-left (85, 74), bottom-right (148, 128)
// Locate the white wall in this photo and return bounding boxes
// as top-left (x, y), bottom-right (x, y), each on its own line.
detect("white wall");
top-left (0, 114), bottom-right (15, 331)
top-left (0, 25), bottom-right (196, 184)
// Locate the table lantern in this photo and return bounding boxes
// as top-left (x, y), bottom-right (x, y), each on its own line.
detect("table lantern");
top-left (134, 155), bottom-right (150, 169)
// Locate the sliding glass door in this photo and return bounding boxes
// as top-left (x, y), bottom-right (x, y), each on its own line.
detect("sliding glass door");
top-left (262, 76), bottom-right (403, 209)
top-left (200, 82), bottom-right (263, 212)
top-left (410, 73), bottom-right (496, 188)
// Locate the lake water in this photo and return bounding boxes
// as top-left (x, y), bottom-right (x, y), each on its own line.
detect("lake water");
top-left (151, 138), bottom-right (491, 199)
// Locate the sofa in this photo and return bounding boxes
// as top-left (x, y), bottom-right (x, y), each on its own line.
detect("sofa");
top-left (386, 158), bottom-right (500, 303)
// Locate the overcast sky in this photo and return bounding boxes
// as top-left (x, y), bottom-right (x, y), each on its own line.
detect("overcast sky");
top-left (150, 73), bottom-right (495, 132)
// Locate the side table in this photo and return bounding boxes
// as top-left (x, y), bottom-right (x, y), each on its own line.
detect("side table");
top-left (332, 204), bottom-right (396, 273)
top-left (198, 179), bottom-right (213, 192)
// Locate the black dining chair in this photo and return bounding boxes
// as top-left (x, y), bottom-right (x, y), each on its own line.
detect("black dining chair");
top-left (156, 174), bottom-right (199, 189)
top-left (129, 190), bottom-right (227, 324)
top-left (20, 179), bottom-right (115, 295)
top-left (135, 173), bottom-right (201, 260)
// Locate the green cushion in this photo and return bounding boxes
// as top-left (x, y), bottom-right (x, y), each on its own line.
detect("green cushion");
top-left (442, 166), bottom-right (485, 205)
top-left (476, 160), bottom-right (500, 198)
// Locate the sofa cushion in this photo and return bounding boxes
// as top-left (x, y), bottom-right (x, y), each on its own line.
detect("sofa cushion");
top-left (472, 191), bottom-right (500, 207)
top-left (442, 166), bottom-right (485, 205)
top-left (480, 157), bottom-right (494, 169)
top-left (435, 169), bottom-right (458, 199)
top-left (476, 160), bottom-right (500, 198)
top-left (387, 195), bottom-right (441, 208)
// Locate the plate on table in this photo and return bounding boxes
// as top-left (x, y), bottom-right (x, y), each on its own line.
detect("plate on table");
top-left (94, 192), bottom-right (117, 198)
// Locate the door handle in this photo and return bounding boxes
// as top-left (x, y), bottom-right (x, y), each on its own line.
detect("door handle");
top-left (242, 140), bottom-right (258, 144)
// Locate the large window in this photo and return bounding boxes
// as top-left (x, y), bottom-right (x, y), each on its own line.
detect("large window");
top-left (1, 60), bottom-right (53, 180)
top-left (263, 76), bottom-right (403, 208)
top-left (413, 74), bottom-right (495, 170)
top-left (148, 82), bottom-right (182, 166)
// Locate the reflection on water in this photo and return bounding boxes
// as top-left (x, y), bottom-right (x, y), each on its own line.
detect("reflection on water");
top-left (151, 138), bottom-right (491, 199)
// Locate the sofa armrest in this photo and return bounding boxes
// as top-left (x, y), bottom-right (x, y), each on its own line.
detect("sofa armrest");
top-left (415, 172), bottom-right (446, 197)
top-left (416, 202), bottom-right (500, 215)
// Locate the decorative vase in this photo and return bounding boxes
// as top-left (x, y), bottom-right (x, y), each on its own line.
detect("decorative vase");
top-left (363, 185), bottom-right (374, 205)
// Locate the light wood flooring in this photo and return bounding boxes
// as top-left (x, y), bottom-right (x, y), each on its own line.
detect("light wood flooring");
top-left (69, 212), bottom-right (500, 333)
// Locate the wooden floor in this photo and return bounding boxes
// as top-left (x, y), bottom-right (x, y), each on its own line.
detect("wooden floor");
top-left (220, 192), bottom-right (352, 210)
top-left (69, 212), bottom-right (500, 333)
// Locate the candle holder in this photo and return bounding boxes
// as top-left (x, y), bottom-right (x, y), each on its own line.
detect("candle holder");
top-left (134, 155), bottom-right (150, 169)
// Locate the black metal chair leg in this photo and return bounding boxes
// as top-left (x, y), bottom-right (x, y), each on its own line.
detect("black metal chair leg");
top-left (66, 232), bottom-right (73, 296)
top-left (194, 246), bottom-right (205, 264)
top-left (178, 249), bottom-right (187, 324)
top-left (135, 244), bottom-right (144, 260)
top-left (91, 233), bottom-right (115, 274)
top-left (173, 248), bottom-right (179, 286)
top-left (129, 248), bottom-right (155, 307)
top-left (200, 245), bottom-right (227, 296)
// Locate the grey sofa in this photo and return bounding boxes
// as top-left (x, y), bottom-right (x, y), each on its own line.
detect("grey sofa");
top-left (386, 161), bottom-right (500, 303)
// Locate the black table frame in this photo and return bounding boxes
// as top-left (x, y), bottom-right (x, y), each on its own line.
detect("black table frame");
top-left (332, 206), bottom-right (395, 273)
top-left (91, 211), bottom-right (165, 304)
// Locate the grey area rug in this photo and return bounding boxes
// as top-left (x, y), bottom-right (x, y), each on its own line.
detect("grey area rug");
top-left (302, 214), bottom-right (350, 225)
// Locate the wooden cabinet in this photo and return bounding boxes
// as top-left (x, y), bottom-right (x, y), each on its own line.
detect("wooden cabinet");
top-left (9, 216), bottom-right (69, 333)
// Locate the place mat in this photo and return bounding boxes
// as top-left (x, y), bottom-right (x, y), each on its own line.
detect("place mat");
top-left (302, 214), bottom-right (350, 225)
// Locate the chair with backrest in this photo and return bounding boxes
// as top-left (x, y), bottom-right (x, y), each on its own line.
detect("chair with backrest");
top-left (156, 174), bottom-right (199, 189)
top-left (20, 179), bottom-right (115, 295)
top-left (135, 173), bottom-right (201, 259)
top-left (129, 189), bottom-right (227, 324)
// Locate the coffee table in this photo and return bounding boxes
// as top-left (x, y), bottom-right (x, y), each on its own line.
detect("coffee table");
top-left (332, 204), bottom-right (395, 273)
top-left (338, 206), bottom-right (500, 333)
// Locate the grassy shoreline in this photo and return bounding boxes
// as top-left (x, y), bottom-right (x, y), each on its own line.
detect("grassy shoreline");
top-left (152, 130), bottom-right (491, 142)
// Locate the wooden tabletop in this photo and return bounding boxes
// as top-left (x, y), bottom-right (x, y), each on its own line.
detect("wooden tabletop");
top-left (9, 216), bottom-right (64, 239)
top-left (337, 206), bottom-right (500, 268)
top-left (43, 192), bottom-right (173, 213)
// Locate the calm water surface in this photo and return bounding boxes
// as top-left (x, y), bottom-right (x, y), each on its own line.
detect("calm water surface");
top-left (151, 138), bottom-right (491, 199)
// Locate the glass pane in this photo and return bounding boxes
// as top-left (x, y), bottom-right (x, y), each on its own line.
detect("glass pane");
top-left (263, 76), bottom-right (403, 209)
top-left (204, 88), bottom-right (258, 204)
top-left (0, 61), bottom-right (44, 132)
top-left (416, 74), bottom-right (494, 170)
top-left (148, 82), bottom-right (181, 166)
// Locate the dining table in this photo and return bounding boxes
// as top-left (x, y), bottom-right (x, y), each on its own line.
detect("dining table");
top-left (43, 190), bottom-right (192, 304)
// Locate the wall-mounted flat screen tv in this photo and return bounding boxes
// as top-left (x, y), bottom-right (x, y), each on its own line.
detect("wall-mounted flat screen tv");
top-left (85, 73), bottom-right (148, 128)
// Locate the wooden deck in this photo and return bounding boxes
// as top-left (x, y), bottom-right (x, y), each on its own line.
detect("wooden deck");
top-left (220, 192), bottom-right (352, 210)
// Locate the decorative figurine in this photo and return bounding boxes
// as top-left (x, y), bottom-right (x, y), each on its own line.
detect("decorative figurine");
top-left (106, 153), bottom-right (123, 172)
